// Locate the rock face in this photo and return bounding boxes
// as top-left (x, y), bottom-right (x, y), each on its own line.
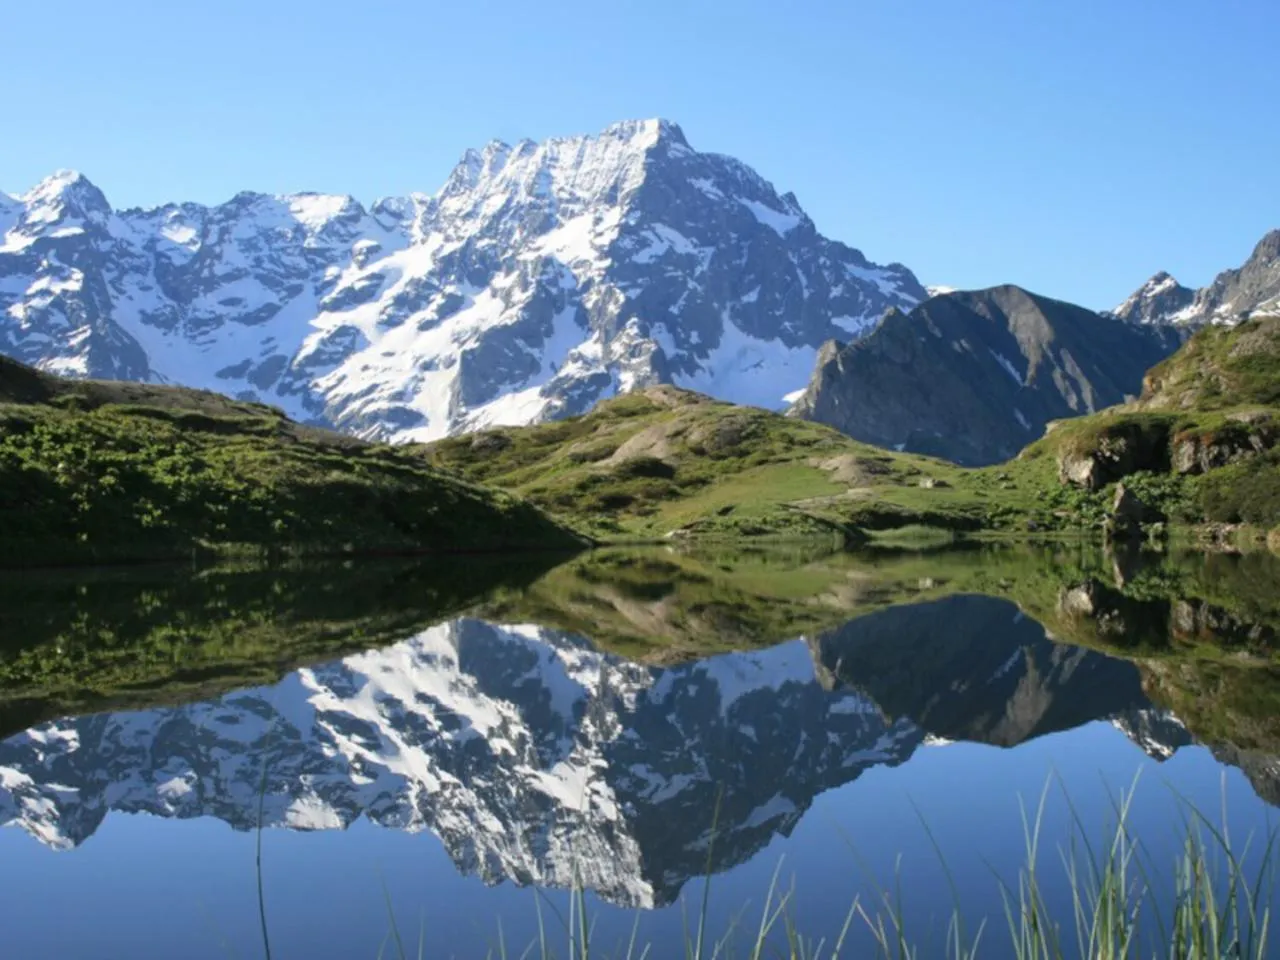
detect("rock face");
top-left (0, 121), bottom-right (924, 441)
top-left (1171, 412), bottom-right (1279, 475)
top-left (789, 285), bottom-right (1182, 466)
top-left (1112, 229), bottom-right (1280, 327)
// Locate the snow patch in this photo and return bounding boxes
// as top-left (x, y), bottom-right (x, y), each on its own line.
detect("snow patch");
top-left (675, 313), bottom-right (816, 410)
top-left (989, 349), bottom-right (1024, 384)
top-left (695, 640), bottom-right (817, 717)
top-left (738, 198), bottom-right (801, 236)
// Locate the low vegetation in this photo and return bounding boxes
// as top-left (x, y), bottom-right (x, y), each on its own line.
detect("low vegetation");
top-left (425, 317), bottom-right (1280, 545)
top-left (0, 357), bottom-right (584, 565)
top-left (423, 386), bottom-right (1040, 541)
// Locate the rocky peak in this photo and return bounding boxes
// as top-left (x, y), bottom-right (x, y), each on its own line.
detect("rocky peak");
top-left (1250, 228), bottom-right (1280, 264)
top-left (10, 170), bottom-right (112, 238)
top-left (1111, 271), bottom-right (1196, 326)
top-left (22, 169), bottom-right (110, 212)
top-left (1113, 228), bottom-right (1280, 327)
top-left (0, 120), bottom-right (924, 441)
top-left (790, 285), bottom-right (1182, 465)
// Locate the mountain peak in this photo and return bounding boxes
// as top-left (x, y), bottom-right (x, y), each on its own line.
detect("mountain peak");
top-left (0, 122), bottom-right (923, 439)
top-left (443, 120), bottom-right (690, 200)
top-left (12, 170), bottom-right (112, 233)
top-left (21, 169), bottom-right (109, 213)
top-left (1111, 270), bottom-right (1195, 326)
top-left (600, 117), bottom-right (689, 148)
top-left (1116, 228), bottom-right (1280, 328)
top-left (1248, 228), bottom-right (1280, 264)
top-left (792, 283), bottom-right (1182, 465)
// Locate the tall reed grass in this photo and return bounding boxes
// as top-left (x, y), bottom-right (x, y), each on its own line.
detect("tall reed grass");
top-left (258, 776), bottom-right (1274, 959)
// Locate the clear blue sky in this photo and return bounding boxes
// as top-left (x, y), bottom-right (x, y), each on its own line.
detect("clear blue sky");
top-left (4, 0), bottom-right (1277, 309)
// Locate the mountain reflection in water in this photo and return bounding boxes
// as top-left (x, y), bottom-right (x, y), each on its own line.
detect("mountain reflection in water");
top-left (4, 547), bottom-right (1277, 912)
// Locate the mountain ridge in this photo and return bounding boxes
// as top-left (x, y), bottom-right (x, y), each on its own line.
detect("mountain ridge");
top-left (1112, 229), bottom-right (1280, 327)
top-left (787, 284), bottom-right (1183, 465)
top-left (0, 119), bottom-right (924, 441)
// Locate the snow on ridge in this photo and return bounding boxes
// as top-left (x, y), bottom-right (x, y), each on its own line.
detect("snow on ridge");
top-left (0, 120), bottom-right (925, 440)
top-left (673, 313), bottom-right (819, 410)
top-left (738, 198), bottom-right (802, 236)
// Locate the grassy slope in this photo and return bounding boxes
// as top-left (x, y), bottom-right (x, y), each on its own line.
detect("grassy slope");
top-left (425, 316), bottom-right (1280, 542)
top-left (1013, 313), bottom-right (1280, 531)
top-left (421, 386), bottom-right (1057, 541)
top-left (0, 357), bottom-right (584, 564)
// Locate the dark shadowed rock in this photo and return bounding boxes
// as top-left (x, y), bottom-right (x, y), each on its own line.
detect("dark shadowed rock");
top-left (790, 286), bottom-right (1182, 466)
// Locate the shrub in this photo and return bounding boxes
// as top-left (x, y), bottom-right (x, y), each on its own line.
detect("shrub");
top-left (611, 456), bottom-right (676, 480)
top-left (1200, 450), bottom-right (1280, 525)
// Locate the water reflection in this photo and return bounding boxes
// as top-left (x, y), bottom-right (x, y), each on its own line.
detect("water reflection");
top-left (3, 553), bottom-right (1277, 912)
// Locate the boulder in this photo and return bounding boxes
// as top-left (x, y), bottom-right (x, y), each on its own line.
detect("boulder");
top-left (1059, 451), bottom-right (1102, 490)
top-left (1105, 482), bottom-right (1165, 542)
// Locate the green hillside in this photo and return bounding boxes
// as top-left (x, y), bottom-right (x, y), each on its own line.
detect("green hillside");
top-left (0, 356), bottom-right (585, 565)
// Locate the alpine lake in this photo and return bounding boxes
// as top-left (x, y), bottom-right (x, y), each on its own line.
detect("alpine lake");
top-left (2, 542), bottom-right (1278, 959)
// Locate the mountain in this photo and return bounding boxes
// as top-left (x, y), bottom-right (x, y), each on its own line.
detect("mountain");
top-left (0, 600), bottom-right (1202, 908)
top-left (786, 285), bottom-right (1183, 466)
top-left (0, 121), bottom-right (924, 441)
top-left (1110, 272), bottom-right (1197, 326)
top-left (1113, 229), bottom-right (1280, 327)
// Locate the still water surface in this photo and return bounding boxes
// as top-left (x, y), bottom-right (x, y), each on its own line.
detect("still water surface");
top-left (0, 545), bottom-right (1276, 958)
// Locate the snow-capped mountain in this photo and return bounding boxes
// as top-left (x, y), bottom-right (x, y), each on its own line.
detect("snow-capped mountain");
top-left (1, 596), bottom-right (1241, 908)
top-left (1112, 229), bottom-right (1280, 327)
top-left (0, 120), bottom-right (924, 441)
top-left (1111, 272), bottom-right (1197, 326)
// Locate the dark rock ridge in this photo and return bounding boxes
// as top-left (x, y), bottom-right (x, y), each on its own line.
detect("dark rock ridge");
top-left (789, 285), bottom-right (1182, 466)
top-left (1112, 229), bottom-right (1280, 327)
top-left (0, 121), bottom-right (924, 441)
